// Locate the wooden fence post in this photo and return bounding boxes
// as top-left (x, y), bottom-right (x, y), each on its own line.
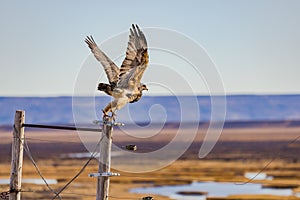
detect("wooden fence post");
top-left (96, 116), bottom-right (113, 200)
top-left (9, 110), bottom-right (25, 200)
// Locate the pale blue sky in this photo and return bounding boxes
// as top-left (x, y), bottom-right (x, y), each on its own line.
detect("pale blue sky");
top-left (0, 0), bottom-right (299, 96)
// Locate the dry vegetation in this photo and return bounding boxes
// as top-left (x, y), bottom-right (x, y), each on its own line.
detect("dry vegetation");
top-left (0, 125), bottom-right (300, 199)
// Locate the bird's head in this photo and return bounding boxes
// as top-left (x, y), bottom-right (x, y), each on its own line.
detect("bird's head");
top-left (140, 83), bottom-right (148, 91)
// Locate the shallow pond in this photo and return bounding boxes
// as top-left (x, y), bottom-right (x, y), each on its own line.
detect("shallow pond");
top-left (131, 181), bottom-right (293, 200)
top-left (60, 151), bottom-right (123, 159)
top-left (244, 172), bottom-right (273, 180)
top-left (0, 178), bottom-right (57, 185)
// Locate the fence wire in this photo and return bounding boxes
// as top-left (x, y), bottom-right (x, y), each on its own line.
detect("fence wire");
top-left (12, 124), bottom-right (104, 200)
top-left (5, 122), bottom-right (300, 200)
top-left (52, 134), bottom-right (104, 199)
top-left (236, 133), bottom-right (300, 185)
top-left (14, 125), bottom-right (62, 199)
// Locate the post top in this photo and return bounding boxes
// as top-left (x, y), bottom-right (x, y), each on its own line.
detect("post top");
top-left (93, 120), bottom-right (125, 126)
top-left (88, 172), bottom-right (120, 177)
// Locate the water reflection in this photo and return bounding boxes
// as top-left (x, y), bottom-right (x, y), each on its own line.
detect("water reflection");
top-left (244, 172), bottom-right (273, 180)
top-left (131, 181), bottom-right (293, 200)
top-left (0, 178), bottom-right (57, 185)
top-left (60, 151), bottom-right (123, 159)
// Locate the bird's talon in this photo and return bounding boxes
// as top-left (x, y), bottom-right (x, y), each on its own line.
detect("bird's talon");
top-left (102, 110), bottom-right (110, 121)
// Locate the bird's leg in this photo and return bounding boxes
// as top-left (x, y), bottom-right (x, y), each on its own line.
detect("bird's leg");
top-left (101, 109), bottom-right (115, 123)
top-left (102, 109), bottom-right (109, 117)
top-left (111, 111), bottom-right (117, 122)
top-left (103, 101), bottom-right (117, 122)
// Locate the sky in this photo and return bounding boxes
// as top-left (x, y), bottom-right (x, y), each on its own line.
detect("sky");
top-left (0, 0), bottom-right (299, 96)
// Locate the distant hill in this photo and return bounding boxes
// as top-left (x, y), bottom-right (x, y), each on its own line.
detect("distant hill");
top-left (1, 95), bottom-right (300, 126)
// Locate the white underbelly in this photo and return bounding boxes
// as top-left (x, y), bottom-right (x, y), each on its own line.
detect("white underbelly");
top-left (112, 88), bottom-right (135, 98)
top-left (116, 97), bottom-right (129, 109)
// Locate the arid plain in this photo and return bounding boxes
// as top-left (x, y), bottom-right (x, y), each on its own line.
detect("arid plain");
top-left (1, 122), bottom-right (300, 200)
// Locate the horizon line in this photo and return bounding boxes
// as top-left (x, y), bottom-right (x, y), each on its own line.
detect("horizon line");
top-left (1, 93), bottom-right (300, 98)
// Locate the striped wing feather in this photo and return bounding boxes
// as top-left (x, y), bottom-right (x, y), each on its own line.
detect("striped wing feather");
top-left (118, 24), bottom-right (148, 88)
top-left (85, 36), bottom-right (120, 85)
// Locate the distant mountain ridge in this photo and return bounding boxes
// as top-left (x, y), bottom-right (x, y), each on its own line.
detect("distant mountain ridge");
top-left (1, 95), bottom-right (300, 125)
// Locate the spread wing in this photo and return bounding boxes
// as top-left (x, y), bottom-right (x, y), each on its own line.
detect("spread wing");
top-left (118, 24), bottom-right (149, 88)
top-left (85, 36), bottom-right (120, 85)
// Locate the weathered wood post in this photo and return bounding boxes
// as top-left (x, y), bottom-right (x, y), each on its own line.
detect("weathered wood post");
top-left (96, 116), bottom-right (113, 200)
top-left (9, 110), bottom-right (25, 200)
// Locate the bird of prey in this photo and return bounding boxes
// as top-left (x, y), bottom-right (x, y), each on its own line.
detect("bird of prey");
top-left (85, 24), bottom-right (149, 119)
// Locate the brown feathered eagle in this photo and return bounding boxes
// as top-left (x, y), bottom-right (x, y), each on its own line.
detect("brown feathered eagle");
top-left (85, 24), bottom-right (149, 119)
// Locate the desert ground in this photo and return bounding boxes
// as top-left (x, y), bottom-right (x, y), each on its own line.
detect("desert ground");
top-left (0, 122), bottom-right (300, 200)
